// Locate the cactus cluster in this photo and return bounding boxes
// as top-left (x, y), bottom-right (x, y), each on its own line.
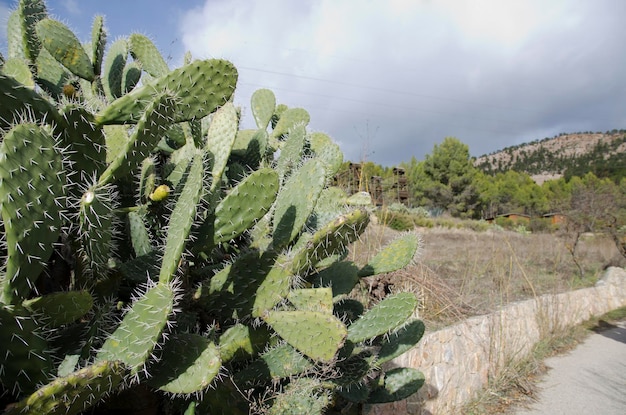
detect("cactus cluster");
top-left (0, 1), bottom-right (425, 414)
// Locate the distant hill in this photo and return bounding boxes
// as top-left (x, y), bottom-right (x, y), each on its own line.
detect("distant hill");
top-left (474, 130), bottom-right (626, 184)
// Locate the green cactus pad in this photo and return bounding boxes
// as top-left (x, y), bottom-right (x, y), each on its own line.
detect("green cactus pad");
top-left (7, 10), bottom-right (25, 59)
top-left (337, 381), bottom-right (371, 403)
top-left (311, 261), bottom-right (360, 298)
top-left (77, 184), bottom-right (115, 275)
top-left (102, 38), bottom-right (128, 101)
top-left (0, 73), bottom-right (61, 129)
top-left (213, 168), bottom-right (279, 244)
top-left (205, 102), bottom-right (239, 191)
top-left (251, 88), bottom-right (276, 130)
top-left (4, 360), bottom-right (127, 415)
top-left (218, 324), bottom-right (271, 362)
top-left (309, 132), bottom-right (343, 179)
top-left (263, 310), bottom-right (347, 362)
top-left (129, 33), bottom-right (169, 78)
top-left (269, 378), bottom-right (331, 415)
top-left (273, 158), bottom-right (326, 248)
top-left (97, 282), bottom-right (175, 374)
top-left (22, 290), bottom-right (93, 327)
top-left (128, 210), bottom-right (153, 257)
top-left (358, 232), bottom-right (421, 277)
top-left (290, 209), bottom-right (370, 275)
top-left (252, 259), bottom-right (292, 317)
top-left (270, 107), bottom-right (310, 141)
top-left (376, 319), bottom-right (425, 365)
top-left (59, 104), bottom-right (107, 183)
top-left (122, 60), bottom-right (142, 93)
top-left (165, 142), bottom-right (195, 190)
top-left (233, 343), bottom-right (312, 386)
top-left (231, 129), bottom-right (268, 169)
top-left (96, 59), bottom-right (238, 125)
top-left (138, 157), bottom-right (156, 201)
top-left (276, 123), bottom-right (306, 181)
top-left (347, 292), bottom-right (418, 344)
top-left (10, 0), bottom-right (47, 62)
top-left (36, 18), bottom-right (95, 81)
top-left (308, 186), bottom-right (348, 231)
top-left (367, 367), bottom-right (425, 403)
top-left (287, 288), bottom-right (333, 314)
top-left (91, 15), bottom-right (106, 76)
top-left (148, 333), bottom-right (221, 394)
top-left (0, 305), bottom-right (52, 397)
top-left (35, 47), bottom-right (72, 97)
top-left (99, 91), bottom-right (176, 185)
top-left (2, 57), bottom-right (34, 87)
top-left (334, 354), bottom-right (371, 387)
top-left (0, 123), bottom-right (64, 305)
top-left (160, 151), bottom-right (205, 284)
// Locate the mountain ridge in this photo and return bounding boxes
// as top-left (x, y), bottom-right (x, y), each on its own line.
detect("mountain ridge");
top-left (474, 130), bottom-right (626, 184)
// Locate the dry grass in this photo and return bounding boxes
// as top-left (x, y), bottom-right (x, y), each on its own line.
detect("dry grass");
top-left (348, 220), bottom-right (626, 414)
top-left (349, 222), bottom-right (626, 330)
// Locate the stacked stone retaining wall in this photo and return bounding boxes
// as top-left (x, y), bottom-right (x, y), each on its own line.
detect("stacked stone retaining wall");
top-left (364, 267), bottom-right (626, 415)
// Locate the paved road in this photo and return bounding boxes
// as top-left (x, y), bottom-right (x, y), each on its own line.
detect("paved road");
top-left (513, 321), bottom-right (626, 415)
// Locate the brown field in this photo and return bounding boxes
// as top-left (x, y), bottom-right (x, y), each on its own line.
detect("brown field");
top-left (349, 223), bottom-right (626, 330)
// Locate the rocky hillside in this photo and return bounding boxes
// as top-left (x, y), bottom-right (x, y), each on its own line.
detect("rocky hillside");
top-left (475, 130), bottom-right (626, 183)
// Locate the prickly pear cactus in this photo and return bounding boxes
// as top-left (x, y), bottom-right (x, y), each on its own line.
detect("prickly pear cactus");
top-left (0, 1), bottom-right (426, 413)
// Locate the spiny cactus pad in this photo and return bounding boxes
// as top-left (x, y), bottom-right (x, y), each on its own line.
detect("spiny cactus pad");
top-left (347, 292), bottom-right (418, 343)
top-left (128, 33), bottom-right (169, 78)
top-left (0, 123), bottom-right (63, 304)
top-left (358, 232), bottom-right (421, 277)
top-left (263, 310), bottom-right (347, 362)
top-left (251, 88), bottom-right (276, 130)
top-left (148, 333), bottom-right (221, 394)
top-left (96, 59), bottom-right (238, 125)
top-left (367, 367), bottom-right (425, 404)
top-left (36, 18), bottom-right (95, 81)
top-left (213, 168), bottom-right (279, 244)
top-left (97, 282), bottom-right (175, 375)
top-left (273, 158), bottom-right (326, 248)
top-left (376, 319), bottom-right (425, 365)
top-left (4, 360), bottom-right (127, 415)
top-left (22, 290), bottom-right (93, 327)
top-left (0, 305), bottom-right (52, 396)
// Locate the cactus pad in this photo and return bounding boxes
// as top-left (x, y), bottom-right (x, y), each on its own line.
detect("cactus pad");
top-left (273, 158), bottom-right (326, 248)
top-left (0, 305), bottom-right (52, 396)
top-left (4, 360), bottom-right (127, 415)
top-left (205, 102), bottom-right (239, 191)
top-left (358, 232), bottom-right (421, 277)
top-left (0, 123), bottom-right (64, 304)
top-left (367, 367), bottom-right (425, 403)
top-left (213, 168), bottom-right (279, 244)
top-left (347, 292), bottom-right (418, 343)
top-left (128, 33), bottom-right (169, 78)
top-left (251, 88), bottom-right (276, 130)
top-left (376, 319), bottom-right (425, 365)
top-left (36, 18), bottom-right (95, 81)
top-left (148, 333), bottom-right (221, 394)
top-left (22, 290), bottom-right (93, 327)
top-left (263, 310), bottom-right (347, 362)
top-left (97, 282), bottom-right (175, 375)
top-left (96, 59), bottom-right (238, 125)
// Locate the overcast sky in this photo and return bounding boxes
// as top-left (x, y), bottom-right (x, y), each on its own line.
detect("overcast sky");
top-left (1, 0), bottom-right (625, 166)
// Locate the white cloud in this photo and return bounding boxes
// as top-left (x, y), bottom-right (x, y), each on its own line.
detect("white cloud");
top-left (60, 0), bottom-right (81, 16)
top-left (180, 0), bottom-right (626, 165)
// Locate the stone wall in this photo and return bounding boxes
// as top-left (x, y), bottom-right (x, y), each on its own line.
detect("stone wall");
top-left (364, 267), bottom-right (626, 415)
